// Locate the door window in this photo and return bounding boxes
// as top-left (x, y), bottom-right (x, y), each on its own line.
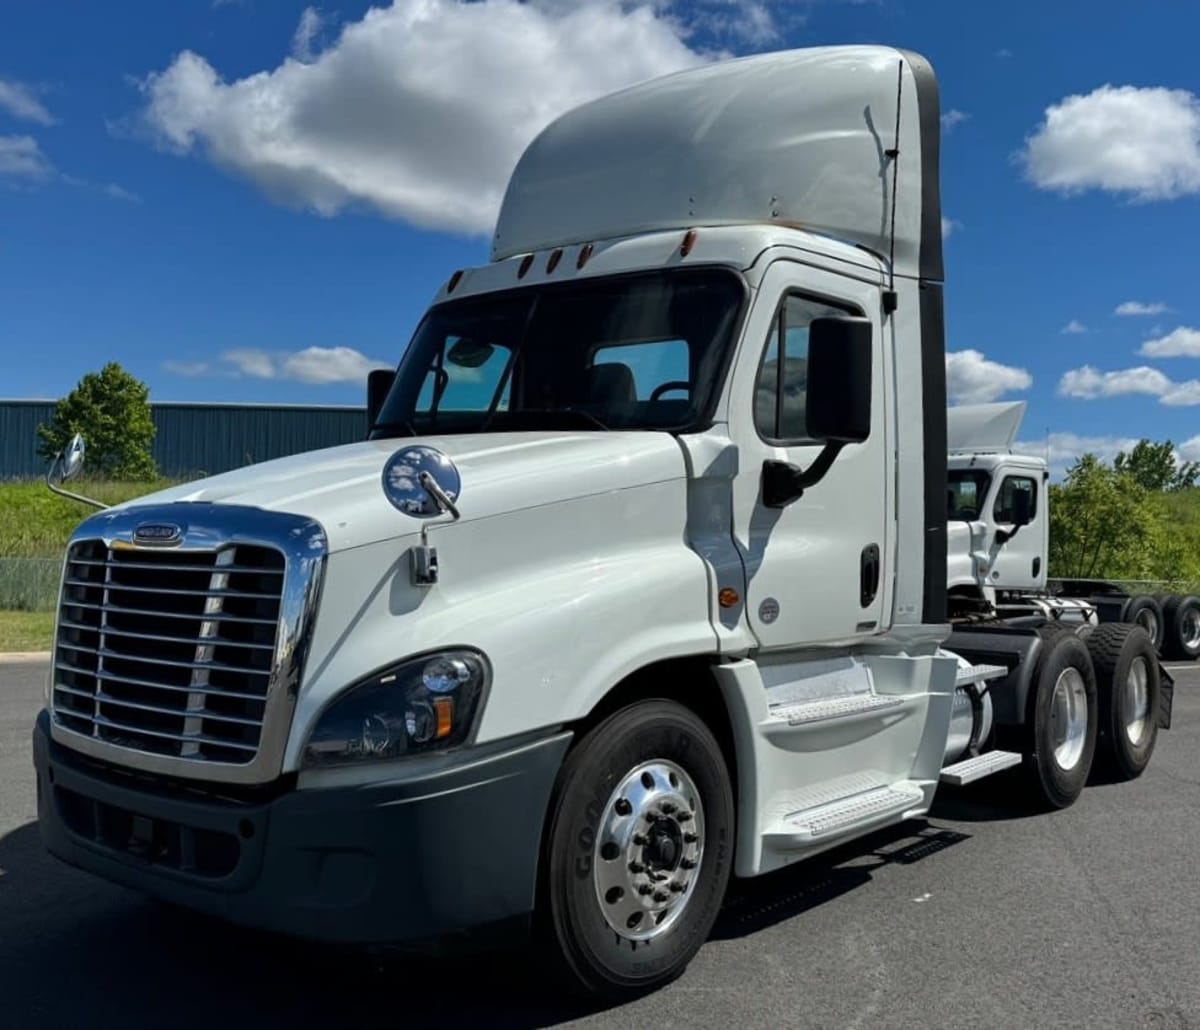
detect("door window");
top-left (994, 475), bottom-right (1037, 523)
top-left (754, 293), bottom-right (858, 444)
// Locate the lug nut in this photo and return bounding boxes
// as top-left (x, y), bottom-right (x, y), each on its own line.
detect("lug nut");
top-left (632, 833), bottom-right (649, 846)
top-left (684, 832), bottom-right (699, 844)
top-left (680, 858), bottom-right (697, 870)
top-left (660, 802), bottom-right (677, 815)
top-left (669, 881), bottom-right (685, 893)
top-left (628, 861), bottom-right (645, 873)
top-left (638, 884), bottom-right (654, 896)
top-left (615, 798), bottom-right (633, 816)
top-left (677, 812), bottom-right (693, 823)
top-left (653, 891), bottom-right (669, 903)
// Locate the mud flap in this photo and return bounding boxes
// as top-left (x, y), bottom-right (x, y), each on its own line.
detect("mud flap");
top-left (1159, 665), bottom-right (1174, 731)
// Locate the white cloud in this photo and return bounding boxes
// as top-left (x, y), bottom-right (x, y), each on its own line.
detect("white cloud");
top-left (1139, 327), bottom-right (1200, 358)
top-left (291, 7), bottom-right (324, 63)
top-left (996, 48), bottom-right (1013, 59)
top-left (945, 349), bottom-right (1032, 404)
top-left (218, 345), bottom-right (389, 383)
top-left (1061, 319), bottom-right (1087, 334)
top-left (941, 109), bottom-right (969, 131)
top-left (134, 0), bottom-right (713, 236)
top-left (0, 134), bottom-right (54, 180)
top-left (1022, 84), bottom-right (1200, 201)
top-left (222, 348), bottom-right (277, 379)
top-left (1058, 365), bottom-right (1172, 399)
top-left (941, 216), bottom-right (961, 239)
top-left (1058, 363), bottom-right (1200, 406)
top-left (1116, 300), bottom-right (1169, 316)
top-left (163, 360), bottom-right (212, 376)
top-left (1181, 435), bottom-right (1200, 463)
top-left (1015, 432), bottom-right (1142, 479)
top-left (282, 345), bottom-right (391, 384)
top-left (0, 78), bottom-right (54, 125)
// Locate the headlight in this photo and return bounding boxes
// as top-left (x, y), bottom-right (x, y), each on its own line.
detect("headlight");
top-left (301, 649), bottom-right (489, 769)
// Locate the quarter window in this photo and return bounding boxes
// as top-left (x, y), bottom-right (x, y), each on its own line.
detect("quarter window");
top-left (754, 293), bottom-right (857, 444)
top-left (994, 475), bottom-right (1037, 523)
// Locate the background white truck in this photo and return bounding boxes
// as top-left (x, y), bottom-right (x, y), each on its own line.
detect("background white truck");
top-left (946, 401), bottom-right (1200, 660)
top-left (34, 45), bottom-right (1171, 1000)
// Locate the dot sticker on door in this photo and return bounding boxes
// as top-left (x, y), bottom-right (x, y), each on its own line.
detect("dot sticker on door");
top-left (758, 598), bottom-right (780, 624)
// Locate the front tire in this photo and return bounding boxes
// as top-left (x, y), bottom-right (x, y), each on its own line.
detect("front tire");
top-left (539, 700), bottom-right (734, 1000)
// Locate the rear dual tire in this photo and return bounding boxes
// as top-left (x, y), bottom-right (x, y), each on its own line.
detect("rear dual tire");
top-left (1085, 623), bottom-right (1161, 780)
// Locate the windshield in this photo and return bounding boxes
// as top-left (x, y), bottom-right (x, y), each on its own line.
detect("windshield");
top-left (369, 268), bottom-right (745, 438)
top-left (947, 469), bottom-right (991, 521)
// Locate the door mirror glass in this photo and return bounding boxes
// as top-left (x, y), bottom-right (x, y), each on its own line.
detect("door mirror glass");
top-left (367, 368), bottom-right (396, 429)
top-left (1008, 483), bottom-right (1032, 526)
top-left (805, 316), bottom-right (872, 444)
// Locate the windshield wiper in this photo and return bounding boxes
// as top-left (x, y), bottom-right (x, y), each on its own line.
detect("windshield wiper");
top-left (370, 418), bottom-right (419, 438)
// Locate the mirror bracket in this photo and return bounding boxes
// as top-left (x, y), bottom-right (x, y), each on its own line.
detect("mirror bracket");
top-left (762, 444), bottom-right (846, 508)
top-left (45, 436), bottom-right (108, 511)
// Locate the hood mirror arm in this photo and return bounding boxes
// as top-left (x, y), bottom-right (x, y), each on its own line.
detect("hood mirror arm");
top-left (45, 442), bottom-right (109, 511)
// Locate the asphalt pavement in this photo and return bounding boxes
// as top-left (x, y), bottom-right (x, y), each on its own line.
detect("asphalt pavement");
top-left (2, 656), bottom-right (1198, 1029)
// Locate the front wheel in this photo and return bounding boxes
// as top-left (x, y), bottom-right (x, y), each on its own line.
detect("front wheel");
top-left (539, 700), bottom-right (734, 1000)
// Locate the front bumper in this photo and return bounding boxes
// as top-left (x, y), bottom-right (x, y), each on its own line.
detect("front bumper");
top-left (33, 711), bottom-right (571, 949)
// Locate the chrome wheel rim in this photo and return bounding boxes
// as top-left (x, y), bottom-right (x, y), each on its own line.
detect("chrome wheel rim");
top-left (1050, 667), bottom-right (1088, 771)
top-left (1135, 608), bottom-right (1160, 646)
top-left (592, 759), bottom-right (705, 942)
top-left (1123, 656), bottom-right (1150, 746)
top-left (1183, 608), bottom-right (1200, 651)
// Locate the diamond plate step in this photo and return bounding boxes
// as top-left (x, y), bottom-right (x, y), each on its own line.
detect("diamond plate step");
top-left (955, 663), bottom-right (1009, 688)
top-left (771, 693), bottom-right (903, 726)
top-left (939, 749), bottom-right (1023, 786)
top-left (768, 783), bottom-right (925, 844)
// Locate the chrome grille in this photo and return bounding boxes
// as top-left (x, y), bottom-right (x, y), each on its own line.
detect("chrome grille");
top-left (53, 540), bottom-right (285, 765)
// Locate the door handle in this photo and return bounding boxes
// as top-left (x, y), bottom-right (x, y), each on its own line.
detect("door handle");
top-left (860, 544), bottom-right (880, 607)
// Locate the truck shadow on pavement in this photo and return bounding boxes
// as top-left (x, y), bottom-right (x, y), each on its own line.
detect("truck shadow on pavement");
top-left (0, 812), bottom-right (988, 1028)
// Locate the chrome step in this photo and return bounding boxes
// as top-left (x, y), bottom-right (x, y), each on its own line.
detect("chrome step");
top-left (955, 663), bottom-right (1009, 688)
top-left (771, 692), bottom-right (903, 726)
top-left (770, 783), bottom-right (924, 844)
top-left (939, 749), bottom-right (1023, 786)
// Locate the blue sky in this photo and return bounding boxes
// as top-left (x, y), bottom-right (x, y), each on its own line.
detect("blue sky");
top-left (2, 0), bottom-right (1199, 473)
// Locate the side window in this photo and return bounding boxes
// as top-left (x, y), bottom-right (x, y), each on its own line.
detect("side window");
top-left (417, 336), bottom-right (511, 413)
top-left (754, 293), bottom-right (857, 443)
top-left (592, 339), bottom-right (690, 400)
top-left (994, 475), bottom-right (1037, 523)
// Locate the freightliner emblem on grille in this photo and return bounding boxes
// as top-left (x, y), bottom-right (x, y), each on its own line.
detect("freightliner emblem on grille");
top-left (132, 522), bottom-right (183, 546)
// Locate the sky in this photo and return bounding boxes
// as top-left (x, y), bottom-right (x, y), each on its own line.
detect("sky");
top-left (2, 0), bottom-right (1200, 476)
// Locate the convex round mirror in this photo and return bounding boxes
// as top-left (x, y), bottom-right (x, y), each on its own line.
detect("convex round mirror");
top-left (61, 433), bottom-right (86, 482)
top-left (382, 446), bottom-right (462, 518)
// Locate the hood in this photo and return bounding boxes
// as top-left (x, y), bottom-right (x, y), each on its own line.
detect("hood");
top-left (114, 431), bottom-right (688, 553)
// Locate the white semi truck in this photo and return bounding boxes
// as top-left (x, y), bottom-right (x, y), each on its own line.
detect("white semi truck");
top-left (34, 45), bottom-right (1172, 1000)
top-left (946, 400), bottom-right (1200, 660)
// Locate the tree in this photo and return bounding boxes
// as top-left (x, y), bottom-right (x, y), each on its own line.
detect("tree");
top-left (1049, 454), bottom-right (1162, 579)
top-left (1114, 439), bottom-right (1200, 492)
top-left (37, 362), bottom-right (158, 480)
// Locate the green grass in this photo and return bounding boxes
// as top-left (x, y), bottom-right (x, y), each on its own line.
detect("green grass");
top-left (0, 610), bottom-right (55, 652)
top-left (0, 477), bottom-right (180, 558)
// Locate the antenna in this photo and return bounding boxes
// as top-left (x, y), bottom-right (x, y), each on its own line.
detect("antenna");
top-left (882, 59), bottom-right (903, 316)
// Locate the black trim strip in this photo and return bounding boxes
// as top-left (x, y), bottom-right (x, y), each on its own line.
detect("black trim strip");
top-left (896, 49), bottom-right (944, 284)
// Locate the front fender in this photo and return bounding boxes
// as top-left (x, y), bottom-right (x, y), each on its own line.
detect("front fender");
top-left (284, 480), bottom-right (718, 770)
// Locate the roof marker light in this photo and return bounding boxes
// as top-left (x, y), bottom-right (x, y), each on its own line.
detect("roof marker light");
top-left (680, 229), bottom-right (698, 257)
top-left (577, 243), bottom-right (594, 269)
top-left (518, 254), bottom-right (534, 279)
top-left (447, 270), bottom-right (464, 293)
top-left (546, 248), bottom-right (562, 273)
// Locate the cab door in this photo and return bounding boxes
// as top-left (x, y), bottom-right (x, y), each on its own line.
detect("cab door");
top-left (727, 261), bottom-right (891, 649)
top-left (986, 467), bottom-right (1047, 591)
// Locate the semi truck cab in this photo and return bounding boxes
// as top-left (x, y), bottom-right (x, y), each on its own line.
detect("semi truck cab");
top-left (32, 46), bottom-right (1169, 1000)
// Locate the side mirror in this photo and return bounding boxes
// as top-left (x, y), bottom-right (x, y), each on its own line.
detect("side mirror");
top-left (805, 316), bottom-right (872, 444)
top-left (762, 316), bottom-right (873, 509)
top-left (367, 368), bottom-right (396, 430)
top-left (60, 433), bottom-right (86, 482)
